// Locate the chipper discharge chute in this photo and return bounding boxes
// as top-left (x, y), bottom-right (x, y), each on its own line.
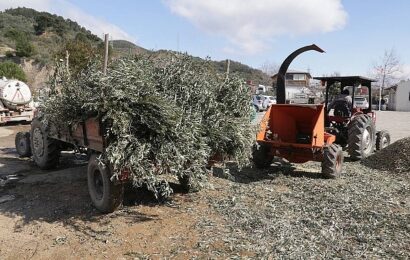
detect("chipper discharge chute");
top-left (253, 44), bottom-right (344, 178)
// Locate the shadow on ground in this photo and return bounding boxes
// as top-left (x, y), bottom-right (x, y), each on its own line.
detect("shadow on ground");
top-left (212, 158), bottom-right (325, 184)
top-left (0, 153), bottom-right (189, 237)
top-left (0, 154), bottom-right (198, 241)
top-left (0, 147), bottom-right (17, 155)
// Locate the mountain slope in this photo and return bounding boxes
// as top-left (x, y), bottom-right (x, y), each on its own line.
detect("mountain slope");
top-left (0, 8), bottom-right (271, 86)
top-left (116, 42), bottom-right (271, 85)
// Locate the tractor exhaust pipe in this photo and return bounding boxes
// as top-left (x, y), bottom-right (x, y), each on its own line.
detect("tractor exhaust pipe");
top-left (276, 44), bottom-right (325, 104)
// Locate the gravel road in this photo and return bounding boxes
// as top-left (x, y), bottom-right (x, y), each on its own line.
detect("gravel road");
top-left (375, 111), bottom-right (410, 142)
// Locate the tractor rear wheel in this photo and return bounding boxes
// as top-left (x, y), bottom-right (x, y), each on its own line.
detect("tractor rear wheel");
top-left (252, 143), bottom-right (274, 169)
top-left (321, 144), bottom-right (343, 179)
top-left (376, 130), bottom-right (390, 150)
top-left (30, 118), bottom-right (60, 169)
top-left (15, 131), bottom-right (32, 157)
top-left (347, 114), bottom-right (375, 161)
top-left (87, 154), bottom-right (124, 213)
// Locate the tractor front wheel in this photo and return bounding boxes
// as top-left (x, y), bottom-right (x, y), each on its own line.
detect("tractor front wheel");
top-left (376, 130), bottom-right (390, 150)
top-left (321, 144), bottom-right (344, 179)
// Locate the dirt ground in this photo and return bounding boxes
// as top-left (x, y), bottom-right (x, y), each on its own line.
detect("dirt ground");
top-left (0, 112), bottom-right (409, 259)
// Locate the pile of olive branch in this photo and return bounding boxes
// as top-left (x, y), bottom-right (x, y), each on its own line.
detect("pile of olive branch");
top-left (42, 53), bottom-right (254, 197)
top-left (363, 137), bottom-right (410, 173)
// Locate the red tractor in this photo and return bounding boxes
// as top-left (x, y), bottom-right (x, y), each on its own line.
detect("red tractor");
top-left (252, 45), bottom-right (391, 179)
top-left (314, 76), bottom-right (391, 160)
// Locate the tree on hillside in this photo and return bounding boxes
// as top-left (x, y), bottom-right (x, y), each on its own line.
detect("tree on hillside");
top-left (56, 37), bottom-right (109, 75)
top-left (372, 48), bottom-right (402, 110)
top-left (34, 15), bottom-right (53, 35)
top-left (4, 29), bottom-right (35, 57)
top-left (0, 62), bottom-right (27, 81)
top-left (15, 36), bottom-right (35, 57)
top-left (4, 29), bottom-right (24, 39)
top-left (65, 40), bottom-right (94, 74)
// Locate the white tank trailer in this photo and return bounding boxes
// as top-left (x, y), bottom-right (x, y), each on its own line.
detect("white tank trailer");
top-left (0, 77), bottom-right (35, 125)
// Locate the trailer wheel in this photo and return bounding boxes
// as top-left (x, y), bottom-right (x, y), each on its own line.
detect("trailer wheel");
top-left (252, 143), bottom-right (274, 169)
top-left (30, 118), bottom-right (60, 169)
top-left (15, 132), bottom-right (32, 157)
top-left (376, 130), bottom-right (390, 150)
top-left (321, 144), bottom-right (343, 179)
top-left (178, 175), bottom-right (201, 192)
top-left (347, 114), bottom-right (375, 161)
top-left (87, 154), bottom-right (124, 213)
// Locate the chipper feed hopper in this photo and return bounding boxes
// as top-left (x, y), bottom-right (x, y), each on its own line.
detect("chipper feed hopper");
top-left (253, 45), bottom-right (344, 178)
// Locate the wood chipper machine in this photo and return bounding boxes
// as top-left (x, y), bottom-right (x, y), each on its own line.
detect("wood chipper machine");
top-left (253, 45), bottom-right (344, 178)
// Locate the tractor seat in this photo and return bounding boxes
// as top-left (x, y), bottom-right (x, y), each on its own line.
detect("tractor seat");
top-left (331, 100), bottom-right (351, 117)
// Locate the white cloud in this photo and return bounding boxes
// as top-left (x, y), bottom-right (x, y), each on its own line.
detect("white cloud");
top-left (0, 0), bottom-right (135, 42)
top-left (164, 0), bottom-right (347, 54)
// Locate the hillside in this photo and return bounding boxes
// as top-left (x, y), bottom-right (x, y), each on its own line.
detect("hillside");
top-left (214, 59), bottom-right (272, 85)
top-left (0, 7), bottom-right (271, 87)
top-left (111, 40), bottom-right (148, 57)
top-left (0, 7), bottom-right (101, 64)
top-left (124, 46), bottom-right (271, 85)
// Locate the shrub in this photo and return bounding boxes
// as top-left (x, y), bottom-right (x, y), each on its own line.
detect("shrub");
top-left (0, 61), bottom-right (27, 81)
top-left (15, 36), bottom-right (35, 57)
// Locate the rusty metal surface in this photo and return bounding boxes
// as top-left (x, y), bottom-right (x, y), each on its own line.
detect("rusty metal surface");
top-left (49, 117), bottom-right (104, 152)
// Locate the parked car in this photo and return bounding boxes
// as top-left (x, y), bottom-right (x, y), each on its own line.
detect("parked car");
top-left (354, 96), bottom-right (369, 109)
top-left (252, 95), bottom-right (264, 111)
top-left (262, 95), bottom-right (276, 109)
top-left (371, 103), bottom-right (387, 110)
top-left (256, 85), bottom-right (267, 94)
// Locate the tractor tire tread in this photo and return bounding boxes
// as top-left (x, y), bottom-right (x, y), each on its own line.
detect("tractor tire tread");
top-left (376, 130), bottom-right (391, 150)
top-left (321, 144), bottom-right (343, 179)
top-left (30, 118), bottom-right (60, 170)
top-left (87, 154), bottom-right (124, 213)
top-left (15, 131), bottom-right (32, 157)
top-left (347, 114), bottom-right (375, 161)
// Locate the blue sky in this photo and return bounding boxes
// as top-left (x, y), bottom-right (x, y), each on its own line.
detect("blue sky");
top-left (1, 0), bottom-right (409, 78)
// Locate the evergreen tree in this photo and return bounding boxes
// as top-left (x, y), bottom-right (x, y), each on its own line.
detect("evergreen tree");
top-left (0, 61), bottom-right (27, 81)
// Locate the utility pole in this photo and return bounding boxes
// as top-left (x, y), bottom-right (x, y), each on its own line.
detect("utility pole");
top-left (65, 50), bottom-right (70, 73)
top-left (226, 59), bottom-right (230, 79)
top-left (379, 69), bottom-right (385, 111)
top-left (103, 33), bottom-right (109, 75)
top-left (177, 33), bottom-right (180, 52)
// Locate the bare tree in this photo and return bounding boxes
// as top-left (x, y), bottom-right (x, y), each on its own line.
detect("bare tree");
top-left (372, 48), bottom-right (402, 110)
top-left (259, 60), bottom-right (279, 76)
